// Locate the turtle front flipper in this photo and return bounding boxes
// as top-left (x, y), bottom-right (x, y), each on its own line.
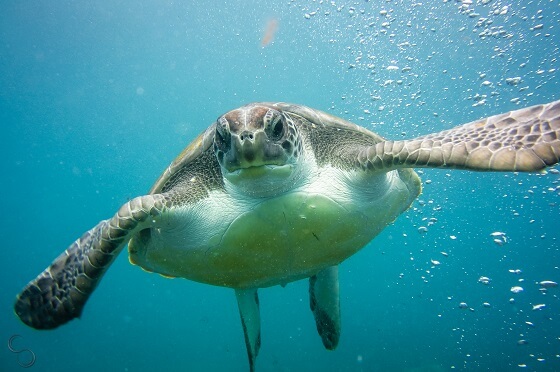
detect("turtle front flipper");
top-left (357, 100), bottom-right (560, 172)
top-left (235, 288), bottom-right (261, 372)
top-left (14, 194), bottom-right (169, 329)
top-left (309, 265), bottom-right (341, 350)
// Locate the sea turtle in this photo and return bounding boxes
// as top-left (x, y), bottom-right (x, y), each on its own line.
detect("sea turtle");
top-left (15, 100), bottom-right (560, 371)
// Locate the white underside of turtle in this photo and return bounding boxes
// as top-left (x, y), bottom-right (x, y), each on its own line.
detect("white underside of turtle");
top-left (129, 165), bottom-right (415, 288)
top-left (13, 100), bottom-right (560, 371)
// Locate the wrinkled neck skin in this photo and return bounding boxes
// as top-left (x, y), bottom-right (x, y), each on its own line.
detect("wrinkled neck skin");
top-left (222, 151), bottom-right (315, 199)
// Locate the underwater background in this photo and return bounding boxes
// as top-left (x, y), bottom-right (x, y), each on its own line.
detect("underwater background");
top-left (1, 1), bottom-right (559, 371)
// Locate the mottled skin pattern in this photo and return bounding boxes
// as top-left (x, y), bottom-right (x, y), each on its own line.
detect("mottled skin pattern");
top-left (15, 195), bottom-right (170, 329)
top-left (358, 100), bottom-right (560, 171)
top-left (13, 100), bottom-right (560, 371)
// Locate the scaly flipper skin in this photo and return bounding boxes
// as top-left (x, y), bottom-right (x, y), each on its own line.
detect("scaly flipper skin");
top-left (358, 100), bottom-right (560, 172)
top-left (14, 195), bottom-right (169, 329)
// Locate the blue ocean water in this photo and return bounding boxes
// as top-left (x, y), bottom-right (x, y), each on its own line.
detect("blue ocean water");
top-left (1, 1), bottom-right (559, 371)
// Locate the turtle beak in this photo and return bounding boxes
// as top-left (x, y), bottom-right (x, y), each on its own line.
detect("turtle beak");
top-left (226, 130), bottom-right (268, 170)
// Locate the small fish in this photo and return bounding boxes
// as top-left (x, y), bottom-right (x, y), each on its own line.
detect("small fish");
top-left (532, 304), bottom-right (546, 311)
top-left (511, 286), bottom-right (524, 293)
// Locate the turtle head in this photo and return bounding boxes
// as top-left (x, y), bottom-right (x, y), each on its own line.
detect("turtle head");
top-left (214, 104), bottom-right (304, 195)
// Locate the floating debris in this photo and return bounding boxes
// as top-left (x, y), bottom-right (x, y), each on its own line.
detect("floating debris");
top-left (511, 286), bottom-right (524, 293)
top-left (260, 19), bottom-right (278, 47)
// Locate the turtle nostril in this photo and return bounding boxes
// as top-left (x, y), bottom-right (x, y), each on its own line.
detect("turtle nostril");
top-left (240, 131), bottom-right (254, 141)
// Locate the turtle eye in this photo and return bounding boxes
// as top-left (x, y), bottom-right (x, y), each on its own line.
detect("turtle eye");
top-left (215, 117), bottom-right (231, 151)
top-left (264, 110), bottom-right (285, 141)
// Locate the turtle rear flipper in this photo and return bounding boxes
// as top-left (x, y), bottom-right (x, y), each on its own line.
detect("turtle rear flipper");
top-left (235, 288), bottom-right (261, 372)
top-left (309, 265), bottom-right (341, 350)
top-left (357, 100), bottom-right (560, 172)
top-left (14, 195), bottom-right (169, 329)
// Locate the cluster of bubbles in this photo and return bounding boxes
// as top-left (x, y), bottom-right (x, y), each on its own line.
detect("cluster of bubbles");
top-left (290, 0), bottom-right (558, 137)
